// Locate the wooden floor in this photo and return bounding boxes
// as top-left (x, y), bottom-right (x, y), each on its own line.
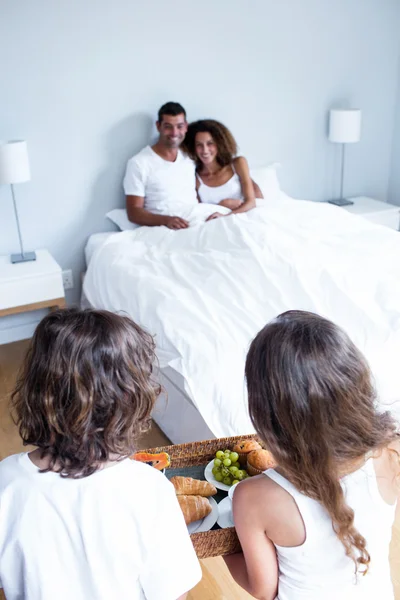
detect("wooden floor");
top-left (0, 340), bottom-right (399, 600)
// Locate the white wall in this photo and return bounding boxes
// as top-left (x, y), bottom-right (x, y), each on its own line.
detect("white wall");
top-left (1, 0), bottom-right (400, 342)
top-left (389, 60), bottom-right (400, 206)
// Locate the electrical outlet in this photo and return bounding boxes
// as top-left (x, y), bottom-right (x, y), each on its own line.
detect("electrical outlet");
top-left (62, 269), bottom-right (74, 290)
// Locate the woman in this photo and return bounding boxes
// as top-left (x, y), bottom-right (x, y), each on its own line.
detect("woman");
top-left (182, 119), bottom-right (263, 218)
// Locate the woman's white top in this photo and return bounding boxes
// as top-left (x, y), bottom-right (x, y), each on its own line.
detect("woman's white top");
top-left (196, 165), bottom-right (244, 205)
top-left (264, 458), bottom-right (396, 600)
top-left (0, 453), bottom-right (201, 600)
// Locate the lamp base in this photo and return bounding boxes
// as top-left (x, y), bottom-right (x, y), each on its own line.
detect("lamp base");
top-left (328, 198), bottom-right (354, 207)
top-left (11, 251), bottom-right (37, 264)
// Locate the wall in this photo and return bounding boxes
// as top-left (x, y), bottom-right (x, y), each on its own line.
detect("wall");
top-left (389, 61), bottom-right (400, 206)
top-left (1, 0), bottom-right (400, 343)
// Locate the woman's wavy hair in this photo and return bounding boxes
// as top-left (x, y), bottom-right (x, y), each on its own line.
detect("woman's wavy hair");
top-left (11, 308), bottom-right (161, 479)
top-left (245, 310), bottom-right (399, 574)
top-left (182, 119), bottom-right (237, 168)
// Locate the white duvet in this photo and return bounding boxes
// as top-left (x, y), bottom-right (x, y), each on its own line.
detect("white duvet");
top-left (83, 197), bottom-right (400, 437)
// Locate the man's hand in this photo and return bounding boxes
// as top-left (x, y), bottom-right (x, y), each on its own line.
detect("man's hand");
top-left (206, 212), bottom-right (226, 222)
top-left (219, 199), bottom-right (243, 210)
top-left (164, 216), bottom-right (189, 229)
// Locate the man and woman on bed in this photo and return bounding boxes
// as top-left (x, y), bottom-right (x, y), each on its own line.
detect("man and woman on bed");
top-left (123, 101), bottom-right (263, 229)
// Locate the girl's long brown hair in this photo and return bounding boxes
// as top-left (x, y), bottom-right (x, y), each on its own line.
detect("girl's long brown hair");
top-left (245, 310), bottom-right (399, 573)
top-left (11, 308), bottom-right (161, 478)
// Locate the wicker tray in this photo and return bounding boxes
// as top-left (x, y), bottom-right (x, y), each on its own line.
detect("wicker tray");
top-left (144, 433), bottom-right (265, 559)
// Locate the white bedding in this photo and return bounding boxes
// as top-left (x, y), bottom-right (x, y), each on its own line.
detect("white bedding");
top-left (84, 232), bottom-right (118, 266)
top-left (83, 197), bottom-right (400, 437)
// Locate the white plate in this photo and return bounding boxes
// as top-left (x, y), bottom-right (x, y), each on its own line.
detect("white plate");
top-left (204, 459), bottom-right (231, 492)
top-left (187, 496), bottom-right (219, 534)
top-left (217, 496), bottom-right (234, 529)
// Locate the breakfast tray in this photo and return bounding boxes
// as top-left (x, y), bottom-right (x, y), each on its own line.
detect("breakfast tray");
top-left (145, 433), bottom-right (265, 559)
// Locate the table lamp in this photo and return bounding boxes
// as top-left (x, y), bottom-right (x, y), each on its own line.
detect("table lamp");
top-left (328, 108), bottom-right (362, 207)
top-left (0, 140), bottom-right (36, 263)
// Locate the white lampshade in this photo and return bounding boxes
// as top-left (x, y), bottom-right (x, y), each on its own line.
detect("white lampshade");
top-left (329, 109), bottom-right (362, 144)
top-left (0, 140), bottom-right (31, 184)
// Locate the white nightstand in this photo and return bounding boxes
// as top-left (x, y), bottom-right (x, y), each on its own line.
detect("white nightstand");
top-left (343, 196), bottom-right (400, 231)
top-left (0, 249), bottom-right (65, 318)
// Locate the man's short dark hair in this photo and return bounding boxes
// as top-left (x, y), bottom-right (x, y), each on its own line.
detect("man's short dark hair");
top-left (158, 101), bottom-right (186, 123)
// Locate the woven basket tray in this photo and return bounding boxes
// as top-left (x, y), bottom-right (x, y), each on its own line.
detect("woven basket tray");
top-left (144, 433), bottom-right (265, 559)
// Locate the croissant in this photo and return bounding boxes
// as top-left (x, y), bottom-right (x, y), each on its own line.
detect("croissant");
top-left (171, 476), bottom-right (217, 497)
top-left (177, 495), bottom-right (212, 525)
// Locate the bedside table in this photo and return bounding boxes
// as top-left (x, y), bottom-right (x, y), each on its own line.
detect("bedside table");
top-left (344, 196), bottom-right (400, 231)
top-left (0, 249), bottom-right (65, 318)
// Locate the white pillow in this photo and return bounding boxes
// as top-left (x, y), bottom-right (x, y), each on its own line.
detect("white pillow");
top-left (250, 163), bottom-right (282, 201)
top-left (106, 208), bottom-right (141, 231)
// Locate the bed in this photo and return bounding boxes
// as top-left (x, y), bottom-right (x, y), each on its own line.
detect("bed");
top-left (83, 194), bottom-right (400, 442)
top-left (83, 231), bottom-right (216, 443)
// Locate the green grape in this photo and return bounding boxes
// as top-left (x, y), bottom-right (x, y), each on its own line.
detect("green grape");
top-left (237, 470), bottom-right (245, 480)
top-left (232, 479), bottom-right (240, 485)
top-left (229, 466), bottom-right (238, 475)
top-left (232, 461), bottom-right (240, 469)
top-left (229, 452), bottom-right (239, 463)
top-left (214, 472), bottom-right (223, 482)
top-left (224, 450), bottom-right (231, 456)
top-left (223, 458), bottom-right (231, 467)
top-left (221, 466), bottom-right (230, 478)
top-left (216, 450), bottom-right (224, 459)
top-left (214, 458), bottom-right (222, 467)
top-left (212, 467), bottom-right (219, 476)
top-left (223, 476), bottom-right (232, 486)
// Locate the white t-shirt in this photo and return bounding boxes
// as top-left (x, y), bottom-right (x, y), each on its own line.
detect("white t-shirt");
top-left (123, 146), bottom-right (198, 216)
top-left (0, 453), bottom-right (201, 600)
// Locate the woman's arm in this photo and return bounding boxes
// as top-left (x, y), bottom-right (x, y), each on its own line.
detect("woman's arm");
top-left (223, 481), bottom-right (279, 600)
top-left (230, 156), bottom-right (256, 214)
top-left (218, 198), bottom-right (243, 210)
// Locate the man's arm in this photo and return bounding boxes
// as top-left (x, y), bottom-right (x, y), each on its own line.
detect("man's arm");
top-left (126, 195), bottom-right (188, 229)
top-left (126, 195), bottom-right (168, 226)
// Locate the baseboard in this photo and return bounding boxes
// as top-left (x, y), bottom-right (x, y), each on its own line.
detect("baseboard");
top-left (0, 320), bottom-right (40, 345)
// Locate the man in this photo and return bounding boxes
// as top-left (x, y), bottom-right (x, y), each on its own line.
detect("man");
top-left (123, 102), bottom-right (197, 230)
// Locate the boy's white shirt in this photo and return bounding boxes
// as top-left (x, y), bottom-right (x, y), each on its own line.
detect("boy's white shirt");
top-left (0, 453), bottom-right (201, 600)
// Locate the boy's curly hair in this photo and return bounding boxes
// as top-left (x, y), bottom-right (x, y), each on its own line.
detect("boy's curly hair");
top-left (182, 119), bottom-right (238, 168)
top-left (11, 308), bottom-right (161, 478)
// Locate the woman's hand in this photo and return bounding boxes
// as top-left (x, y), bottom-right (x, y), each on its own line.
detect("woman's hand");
top-left (206, 212), bottom-right (226, 222)
top-left (219, 199), bottom-right (243, 210)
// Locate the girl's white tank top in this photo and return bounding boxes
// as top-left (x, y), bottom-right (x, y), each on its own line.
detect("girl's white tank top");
top-left (196, 165), bottom-right (243, 205)
top-left (264, 458), bottom-right (396, 600)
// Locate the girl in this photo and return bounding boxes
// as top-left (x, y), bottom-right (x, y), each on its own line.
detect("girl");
top-left (0, 308), bottom-right (201, 600)
top-left (182, 119), bottom-right (262, 219)
top-left (225, 310), bottom-right (399, 600)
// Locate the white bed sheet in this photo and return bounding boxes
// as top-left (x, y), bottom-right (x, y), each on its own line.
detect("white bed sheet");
top-left (84, 232), bottom-right (118, 267)
top-left (153, 367), bottom-right (214, 444)
top-left (83, 197), bottom-right (400, 437)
